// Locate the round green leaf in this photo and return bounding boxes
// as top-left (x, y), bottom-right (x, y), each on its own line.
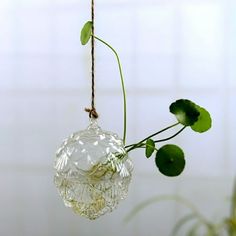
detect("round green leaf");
top-left (80, 21), bottom-right (92, 45)
top-left (170, 99), bottom-right (200, 126)
top-left (155, 144), bottom-right (185, 177)
top-left (191, 106), bottom-right (212, 133)
top-left (145, 139), bottom-right (155, 158)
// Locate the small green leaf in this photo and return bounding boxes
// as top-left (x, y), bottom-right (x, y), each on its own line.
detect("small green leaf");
top-left (80, 21), bottom-right (92, 45)
top-left (170, 99), bottom-right (200, 126)
top-left (145, 139), bottom-right (155, 158)
top-left (155, 144), bottom-right (185, 177)
top-left (191, 106), bottom-right (212, 133)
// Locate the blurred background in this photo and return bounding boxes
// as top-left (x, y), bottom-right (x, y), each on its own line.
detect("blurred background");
top-left (0, 0), bottom-right (235, 235)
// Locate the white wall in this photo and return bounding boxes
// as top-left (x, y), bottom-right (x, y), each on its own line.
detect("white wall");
top-left (0, 0), bottom-right (235, 235)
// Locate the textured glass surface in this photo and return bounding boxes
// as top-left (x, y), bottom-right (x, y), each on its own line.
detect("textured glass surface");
top-left (54, 119), bottom-right (133, 220)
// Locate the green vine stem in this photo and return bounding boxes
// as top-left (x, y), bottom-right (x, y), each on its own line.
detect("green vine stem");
top-left (93, 35), bottom-right (127, 145)
top-left (154, 126), bottom-right (186, 143)
top-left (134, 143), bottom-right (159, 152)
top-left (125, 122), bottom-right (180, 153)
top-left (92, 35), bottom-right (185, 156)
top-left (126, 127), bottom-right (186, 154)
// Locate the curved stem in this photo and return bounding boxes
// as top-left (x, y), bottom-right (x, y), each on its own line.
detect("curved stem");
top-left (134, 143), bottom-right (159, 152)
top-left (125, 122), bottom-right (179, 149)
top-left (125, 122), bottom-right (180, 153)
top-left (126, 126), bottom-right (186, 154)
top-left (94, 35), bottom-right (127, 144)
top-left (154, 126), bottom-right (186, 143)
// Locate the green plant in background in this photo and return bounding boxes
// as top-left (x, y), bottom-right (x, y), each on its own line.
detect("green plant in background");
top-left (81, 21), bottom-right (212, 177)
top-left (125, 180), bottom-right (236, 236)
top-left (227, 180), bottom-right (236, 236)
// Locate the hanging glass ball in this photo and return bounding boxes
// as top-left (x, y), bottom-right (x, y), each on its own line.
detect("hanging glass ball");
top-left (54, 119), bottom-right (133, 220)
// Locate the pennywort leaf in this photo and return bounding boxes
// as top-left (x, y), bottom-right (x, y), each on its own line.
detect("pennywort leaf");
top-left (80, 21), bottom-right (92, 45)
top-left (191, 106), bottom-right (212, 133)
top-left (155, 144), bottom-right (185, 177)
top-left (170, 99), bottom-right (200, 126)
top-left (145, 139), bottom-right (155, 158)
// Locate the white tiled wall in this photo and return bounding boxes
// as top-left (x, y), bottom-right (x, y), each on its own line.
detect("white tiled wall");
top-left (0, 0), bottom-right (235, 235)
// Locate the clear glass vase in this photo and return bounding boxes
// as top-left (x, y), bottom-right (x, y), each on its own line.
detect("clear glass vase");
top-left (54, 119), bottom-right (133, 220)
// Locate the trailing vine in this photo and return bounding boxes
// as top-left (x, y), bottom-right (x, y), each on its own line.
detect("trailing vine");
top-left (80, 21), bottom-right (212, 177)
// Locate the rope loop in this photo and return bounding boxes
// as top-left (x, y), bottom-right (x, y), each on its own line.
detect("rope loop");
top-left (85, 107), bottom-right (99, 119)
